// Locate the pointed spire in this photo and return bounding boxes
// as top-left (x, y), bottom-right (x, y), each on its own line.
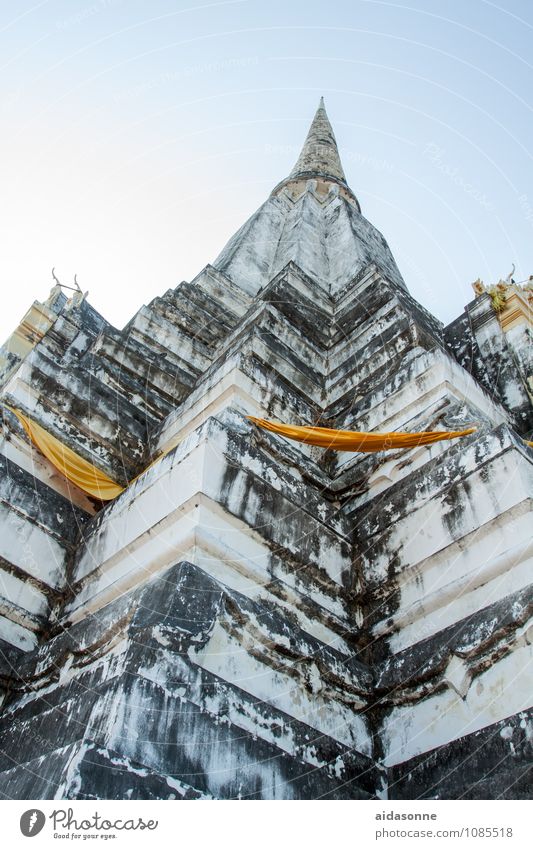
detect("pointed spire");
top-left (272, 98), bottom-right (359, 210)
top-left (288, 97), bottom-right (347, 183)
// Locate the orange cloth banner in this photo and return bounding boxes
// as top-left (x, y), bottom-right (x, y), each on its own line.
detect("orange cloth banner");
top-left (6, 406), bottom-right (124, 500)
top-left (3, 404), bottom-right (480, 502)
top-left (247, 416), bottom-right (476, 452)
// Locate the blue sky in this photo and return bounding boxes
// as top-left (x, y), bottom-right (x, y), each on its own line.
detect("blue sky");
top-left (1, 0), bottom-right (532, 338)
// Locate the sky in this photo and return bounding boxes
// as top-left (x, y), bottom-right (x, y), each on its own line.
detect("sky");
top-left (1, 0), bottom-right (532, 341)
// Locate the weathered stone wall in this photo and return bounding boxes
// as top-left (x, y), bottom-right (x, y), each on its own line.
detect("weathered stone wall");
top-left (445, 293), bottom-right (533, 434)
top-left (213, 185), bottom-right (407, 297)
top-left (0, 451), bottom-right (88, 661)
top-left (0, 562), bottom-right (379, 799)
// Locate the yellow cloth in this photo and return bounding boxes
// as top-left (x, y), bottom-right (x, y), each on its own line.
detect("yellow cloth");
top-left (526, 440), bottom-right (533, 448)
top-left (6, 406), bottom-right (124, 500)
top-left (3, 401), bottom-right (478, 502)
top-left (247, 416), bottom-right (476, 452)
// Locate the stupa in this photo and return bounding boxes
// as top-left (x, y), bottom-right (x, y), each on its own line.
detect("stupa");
top-left (0, 100), bottom-right (531, 800)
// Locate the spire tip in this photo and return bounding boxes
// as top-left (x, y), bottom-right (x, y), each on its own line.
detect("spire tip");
top-left (271, 97), bottom-right (360, 211)
top-left (286, 97), bottom-right (346, 184)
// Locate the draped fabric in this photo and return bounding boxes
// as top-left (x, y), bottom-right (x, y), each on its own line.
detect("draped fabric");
top-left (0, 405), bottom-right (486, 502)
top-left (247, 416), bottom-right (476, 452)
top-left (6, 406), bottom-right (124, 500)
